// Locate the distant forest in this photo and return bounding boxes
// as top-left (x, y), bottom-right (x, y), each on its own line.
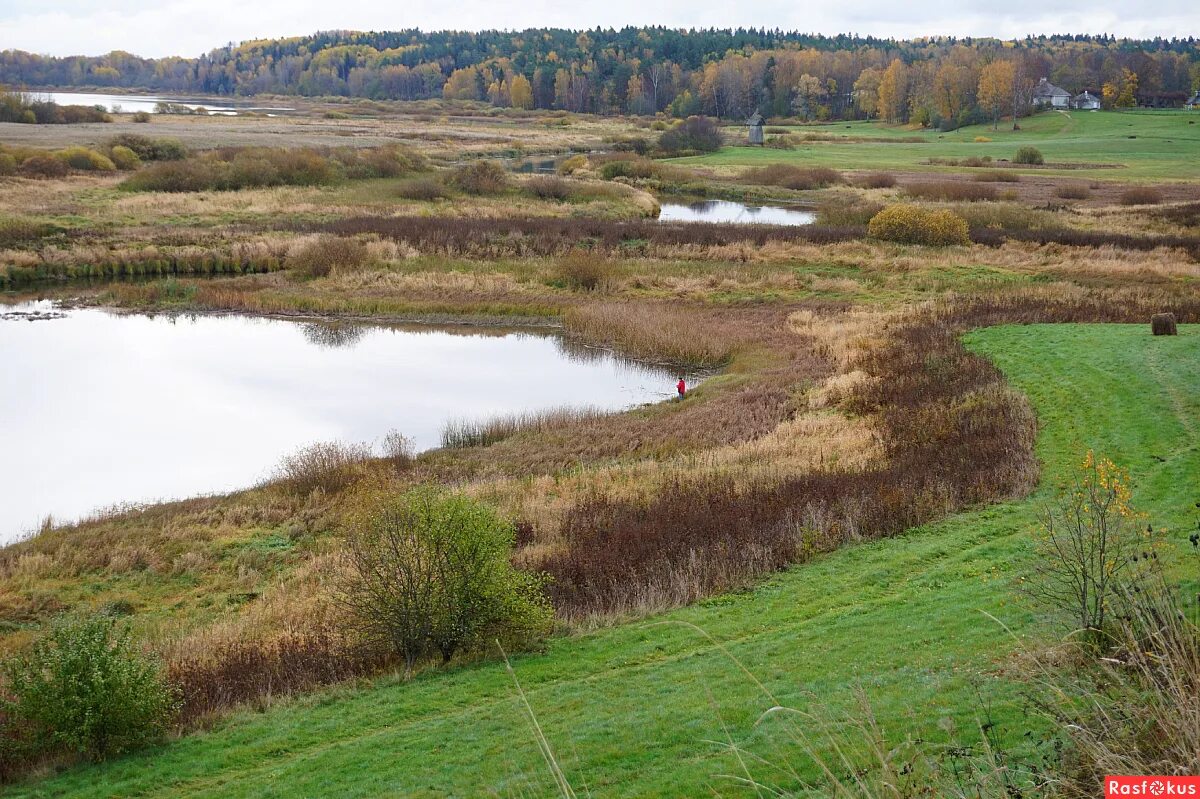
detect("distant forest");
top-left (2, 29), bottom-right (1199, 125)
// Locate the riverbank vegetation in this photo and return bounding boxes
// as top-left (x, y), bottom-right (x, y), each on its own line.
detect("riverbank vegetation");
top-left (0, 102), bottom-right (1197, 794)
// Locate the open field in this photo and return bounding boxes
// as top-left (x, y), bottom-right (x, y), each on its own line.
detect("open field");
top-left (674, 110), bottom-right (1200, 182)
top-left (0, 105), bottom-right (629, 161)
top-left (7, 323), bottom-right (1196, 798)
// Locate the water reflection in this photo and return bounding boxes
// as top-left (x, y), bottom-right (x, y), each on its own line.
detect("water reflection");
top-left (0, 302), bottom-right (680, 542)
top-left (658, 200), bottom-right (815, 226)
top-left (301, 322), bottom-right (370, 349)
top-left (33, 91), bottom-right (294, 116)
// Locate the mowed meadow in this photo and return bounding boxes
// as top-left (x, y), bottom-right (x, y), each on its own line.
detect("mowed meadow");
top-left (1, 90), bottom-right (1199, 796)
top-left (674, 110), bottom-right (1200, 181)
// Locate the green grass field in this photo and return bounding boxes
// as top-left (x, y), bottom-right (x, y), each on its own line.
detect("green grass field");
top-left (675, 110), bottom-right (1200, 181)
top-left (12, 324), bottom-right (1197, 798)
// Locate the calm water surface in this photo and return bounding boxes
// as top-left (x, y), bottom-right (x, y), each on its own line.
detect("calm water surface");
top-left (34, 91), bottom-right (293, 115)
top-left (658, 200), bottom-right (815, 226)
top-left (0, 302), bottom-right (678, 542)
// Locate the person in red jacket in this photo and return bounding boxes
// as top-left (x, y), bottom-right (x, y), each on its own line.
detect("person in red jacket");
top-left (676, 377), bottom-right (687, 400)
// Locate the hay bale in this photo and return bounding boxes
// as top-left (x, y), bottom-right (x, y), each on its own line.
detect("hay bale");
top-left (1151, 313), bottom-right (1178, 336)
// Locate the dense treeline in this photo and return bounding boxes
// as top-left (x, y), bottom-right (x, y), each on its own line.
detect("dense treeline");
top-left (1, 29), bottom-right (1198, 122)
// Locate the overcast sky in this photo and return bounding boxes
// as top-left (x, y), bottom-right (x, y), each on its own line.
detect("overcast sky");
top-left (1, 0), bottom-right (1197, 59)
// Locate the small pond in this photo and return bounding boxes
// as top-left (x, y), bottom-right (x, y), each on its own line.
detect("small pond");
top-left (658, 200), bottom-right (816, 226)
top-left (32, 91), bottom-right (294, 116)
top-left (0, 302), bottom-right (680, 543)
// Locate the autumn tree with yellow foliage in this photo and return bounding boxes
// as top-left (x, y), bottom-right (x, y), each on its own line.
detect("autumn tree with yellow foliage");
top-left (978, 60), bottom-right (1015, 129)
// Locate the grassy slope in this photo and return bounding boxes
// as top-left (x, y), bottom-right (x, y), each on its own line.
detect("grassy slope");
top-left (13, 324), bottom-right (1198, 798)
top-left (676, 110), bottom-right (1200, 181)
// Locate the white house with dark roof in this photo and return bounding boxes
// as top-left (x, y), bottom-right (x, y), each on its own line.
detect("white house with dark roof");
top-left (1187, 91), bottom-right (1200, 109)
top-left (1033, 78), bottom-right (1071, 109)
top-left (1072, 91), bottom-right (1101, 111)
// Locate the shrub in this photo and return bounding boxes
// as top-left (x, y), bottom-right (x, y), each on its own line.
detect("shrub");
top-left (287, 235), bottom-right (370, 278)
top-left (1, 616), bottom-right (176, 761)
top-left (447, 160), bottom-right (509, 195)
top-left (598, 157), bottom-right (658, 180)
top-left (120, 159), bottom-right (211, 192)
top-left (131, 111), bottom-right (151, 123)
top-left (740, 164), bottom-right (842, 190)
top-left (904, 181), bottom-right (997, 202)
top-left (1013, 146), bottom-right (1045, 165)
top-left (17, 155), bottom-right (69, 179)
top-left (658, 115), bottom-right (722, 153)
top-left (448, 160), bottom-right (508, 194)
top-left (610, 135), bottom-right (650, 154)
top-left (952, 202), bottom-right (1057, 232)
top-left (395, 177), bottom-right (450, 201)
top-left (330, 144), bottom-right (425, 178)
top-left (1119, 187), bottom-right (1164, 206)
top-left (816, 199), bottom-right (885, 226)
top-left (971, 170), bottom-right (1020, 182)
top-left (108, 145), bottom-right (141, 171)
top-left (122, 148), bottom-right (343, 192)
top-left (555, 251), bottom-right (613, 291)
top-left (0, 216), bottom-right (52, 247)
top-left (1055, 183), bottom-right (1091, 200)
top-left (867, 204), bottom-right (971, 246)
top-left (0, 153), bottom-right (16, 176)
top-left (525, 175), bottom-right (573, 200)
top-left (55, 147), bottom-right (116, 172)
top-left (107, 134), bottom-right (186, 161)
top-left (973, 135), bottom-right (992, 142)
top-left (557, 154), bottom-right (587, 175)
top-left (856, 172), bottom-right (896, 189)
top-left (336, 486), bottom-right (552, 676)
top-left (272, 440), bottom-right (371, 495)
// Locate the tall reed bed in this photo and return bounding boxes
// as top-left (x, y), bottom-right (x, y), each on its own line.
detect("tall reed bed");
top-left (564, 302), bottom-right (735, 368)
top-left (0, 250), bottom-right (285, 288)
top-left (441, 407), bottom-right (609, 449)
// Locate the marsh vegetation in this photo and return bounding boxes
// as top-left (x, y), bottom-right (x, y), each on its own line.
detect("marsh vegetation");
top-left (0, 98), bottom-right (1197, 795)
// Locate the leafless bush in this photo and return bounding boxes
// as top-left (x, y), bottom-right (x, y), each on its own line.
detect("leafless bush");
top-left (287, 235), bottom-right (370, 277)
top-left (1054, 184), bottom-right (1091, 200)
top-left (555, 251), bottom-right (613, 291)
top-left (1119, 187), bottom-right (1164, 206)
top-left (395, 177), bottom-right (450, 201)
top-left (525, 176), bottom-right (574, 200)
top-left (856, 172), bottom-right (897, 189)
top-left (381, 430), bottom-right (414, 470)
top-left (740, 164), bottom-right (843, 190)
top-left (448, 160), bottom-right (510, 195)
top-left (971, 170), bottom-right (1021, 183)
top-left (272, 440), bottom-right (372, 497)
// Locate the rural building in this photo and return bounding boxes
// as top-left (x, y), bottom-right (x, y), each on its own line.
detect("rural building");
top-left (1033, 78), bottom-right (1071, 109)
top-left (1187, 91), bottom-right (1200, 109)
top-left (1072, 91), bottom-right (1101, 111)
top-left (746, 112), bottom-right (764, 145)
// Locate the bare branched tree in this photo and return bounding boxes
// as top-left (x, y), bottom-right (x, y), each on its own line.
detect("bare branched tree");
top-left (1029, 452), bottom-right (1155, 647)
